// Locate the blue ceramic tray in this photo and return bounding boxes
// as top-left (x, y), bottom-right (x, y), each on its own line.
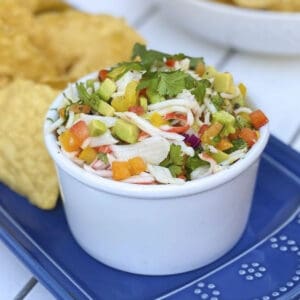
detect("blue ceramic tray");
top-left (0, 136), bottom-right (299, 300)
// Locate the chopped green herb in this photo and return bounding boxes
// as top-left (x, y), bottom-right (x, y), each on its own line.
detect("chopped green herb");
top-left (160, 144), bottom-right (184, 177)
top-left (97, 152), bottom-right (109, 164)
top-left (192, 79), bottom-right (210, 103)
top-left (46, 117), bottom-right (55, 123)
top-left (138, 70), bottom-right (187, 98)
top-left (226, 138), bottom-right (247, 154)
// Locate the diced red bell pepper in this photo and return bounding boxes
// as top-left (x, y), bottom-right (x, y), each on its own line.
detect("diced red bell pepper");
top-left (98, 69), bottom-right (108, 81)
top-left (165, 58), bottom-right (176, 67)
top-left (95, 145), bottom-right (112, 153)
top-left (166, 124), bottom-right (190, 133)
top-left (128, 105), bottom-right (145, 115)
top-left (249, 109), bottom-right (269, 129)
top-left (164, 112), bottom-right (187, 121)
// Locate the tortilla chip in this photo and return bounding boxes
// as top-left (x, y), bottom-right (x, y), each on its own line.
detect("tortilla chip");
top-left (33, 11), bottom-right (144, 83)
top-left (0, 2), bottom-right (59, 83)
top-left (0, 79), bottom-right (59, 209)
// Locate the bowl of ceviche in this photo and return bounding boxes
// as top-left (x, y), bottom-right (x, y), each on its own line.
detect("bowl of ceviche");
top-left (44, 44), bottom-right (269, 275)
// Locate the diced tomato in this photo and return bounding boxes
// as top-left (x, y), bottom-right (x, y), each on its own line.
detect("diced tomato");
top-left (95, 145), bottom-right (112, 153)
top-left (59, 130), bottom-right (81, 152)
top-left (128, 105), bottom-right (145, 115)
top-left (138, 88), bottom-right (147, 97)
top-left (164, 112), bottom-right (187, 121)
top-left (166, 124), bottom-right (190, 133)
top-left (239, 128), bottom-right (258, 147)
top-left (198, 124), bottom-right (209, 136)
top-left (166, 58), bottom-right (176, 67)
top-left (98, 69), bottom-right (108, 81)
top-left (70, 120), bottom-right (89, 144)
top-left (249, 109), bottom-right (269, 129)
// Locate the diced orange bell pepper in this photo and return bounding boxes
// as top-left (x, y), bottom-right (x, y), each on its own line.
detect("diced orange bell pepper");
top-left (239, 128), bottom-right (258, 147)
top-left (79, 147), bottom-right (97, 164)
top-left (112, 161), bottom-right (131, 181)
top-left (201, 122), bottom-right (223, 144)
top-left (128, 157), bottom-right (146, 175)
top-left (59, 130), bottom-right (81, 152)
top-left (195, 61), bottom-right (205, 76)
top-left (249, 109), bottom-right (269, 129)
top-left (70, 120), bottom-right (89, 145)
top-left (217, 138), bottom-right (233, 151)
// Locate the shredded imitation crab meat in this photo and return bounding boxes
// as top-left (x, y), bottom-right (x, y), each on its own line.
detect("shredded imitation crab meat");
top-left (49, 44), bottom-right (268, 184)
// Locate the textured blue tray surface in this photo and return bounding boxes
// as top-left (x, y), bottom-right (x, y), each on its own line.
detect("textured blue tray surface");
top-left (0, 136), bottom-right (299, 300)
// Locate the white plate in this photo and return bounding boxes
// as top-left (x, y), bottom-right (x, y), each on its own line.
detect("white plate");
top-left (161, 0), bottom-right (300, 55)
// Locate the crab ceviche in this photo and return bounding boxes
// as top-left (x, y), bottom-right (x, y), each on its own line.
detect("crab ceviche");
top-left (48, 44), bottom-right (268, 185)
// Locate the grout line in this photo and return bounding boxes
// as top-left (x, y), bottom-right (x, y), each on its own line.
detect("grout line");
top-left (132, 4), bottom-right (160, 29)
top-left (289, 125), bottom-right (300, 146)
top-left (215, 48), bottom-right (237, 71)
top-left (14, 277), bottom-right (37, 300)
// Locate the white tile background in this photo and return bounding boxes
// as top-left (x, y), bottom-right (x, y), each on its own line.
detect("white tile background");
top-left (1, 1), bottom-right (299, 299)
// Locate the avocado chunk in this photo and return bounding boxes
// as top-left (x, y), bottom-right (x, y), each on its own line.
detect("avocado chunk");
top-left (202, 66), bottom-right (217, 79)
top-left (88, 120), bottom-right (107, 136)
top-left (210, 150), bottom-right (229, 163)
top-left (97, 78), bottom-right (116, 101)
top-left (139, 96), bottom-right (148, 112)
top-left (213, 72), bottom-right (235, 94)
top-left (112, 119), bottom-right (139, 144)
top-left (96, 100), bottom-right (115, 116)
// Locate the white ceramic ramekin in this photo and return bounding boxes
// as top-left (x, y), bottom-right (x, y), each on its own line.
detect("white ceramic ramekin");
top-left (44, 77), bottom-right (269, 275)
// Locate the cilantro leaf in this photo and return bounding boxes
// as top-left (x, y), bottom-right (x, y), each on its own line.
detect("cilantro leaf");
top-left (169, 144), bottom-right (184, 165)
top-left (226, 138), bottom-right (247, 154)
top-left (186, 155), bottom-right (208, 172)
top-left (160, 144), bottom-right (185, 177)
top-left (131, 43), bottom-right (205, 71)
top-left (169, 165), bottom-right (182, 177)
top-left (185, 75), bottom-right (198, 89)
top-left (192, 79), bottom-right (210, 104)
top-left (131, 43), bottom-right (170, 69)
top-left (157, 71), bottom-right (186, 97)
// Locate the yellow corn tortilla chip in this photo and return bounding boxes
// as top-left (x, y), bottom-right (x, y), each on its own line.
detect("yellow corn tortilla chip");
top-left (0, 2), bottom-right (59, 83)
top-left (0, 79), bottom-right (59, 209)
top-left (33, 11), bottom-right (144, 82)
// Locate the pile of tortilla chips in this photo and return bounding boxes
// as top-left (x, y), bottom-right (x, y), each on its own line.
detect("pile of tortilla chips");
top-left (0, 0), bottom-right (144, 209)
